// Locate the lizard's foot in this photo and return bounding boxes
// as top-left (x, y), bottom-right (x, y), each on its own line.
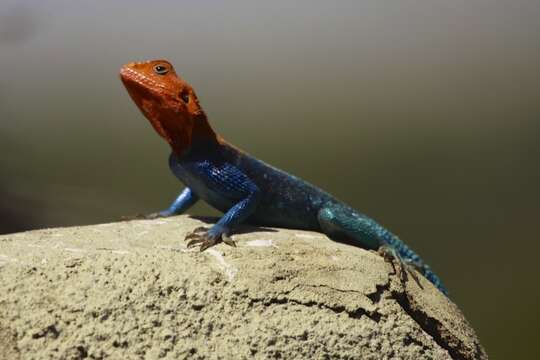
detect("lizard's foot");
top-left (120, 210), bottom-right (174, 221)
top-left (378, 245), bottom-right (423, 288)
top-left (120, 213), bottom-right (148, 221)
top-left (185, 226), bottom-right (236, 251)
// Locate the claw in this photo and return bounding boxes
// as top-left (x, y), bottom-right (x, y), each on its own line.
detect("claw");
top-left (183, 226), bottom-right (235, 251)
top-left (185, 233), bottom-right (201, 241)
top-left (185, 227), bottom-right (210, 241)
top-left (222, 234), bottom-right (236, 247)
top-left (184, 227), bottom-right (218, 251)
top-left (378, 245), bottom-right (399, 263)
top-left (120, 212), bottom-right (166, 221)
top-left (199, 239), bottom-right (219, 252)
top-left (378, 245), bottom-right (423, 288)
top-left (120, 213), bottom-right (145, 221)
top-left (403, 259), bottom-right (422, 286)
top-left (186, 238), bottom-right (205, 248)
top-left (145, 212), bottom-right (163, 220)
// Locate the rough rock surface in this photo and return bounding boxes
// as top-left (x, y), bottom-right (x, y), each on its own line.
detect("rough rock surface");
top-left (0, 216), bottom-right (487, 360)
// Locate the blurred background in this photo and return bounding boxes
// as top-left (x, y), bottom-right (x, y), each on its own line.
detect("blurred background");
top-left (1, 0), bottom-right (538, 357)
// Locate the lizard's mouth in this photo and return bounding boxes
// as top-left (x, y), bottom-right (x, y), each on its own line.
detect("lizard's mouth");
top-left (120, 67), bottom-right (156, 93)
top-left (120, 66), bottom-right (172, 141)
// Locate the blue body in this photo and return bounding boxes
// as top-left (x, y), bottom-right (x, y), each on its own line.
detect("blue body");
top-left (162, 139), bottom-right (448, 295)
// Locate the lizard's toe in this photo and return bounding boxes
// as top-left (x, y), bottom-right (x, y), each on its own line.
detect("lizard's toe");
top-left (120, 213), bottom-right (146, 221)
top-left (185, 227), bottom-right (221, 251)
top-left (378, 245), bottom-right (423, 288)
top-left (185, 227), bottom-right (210, 241)
top-left (222, 234), bottom-right (236, 247)
top-left (199, 238), bottom-right (220, 252)
top-left (184, 226), bottom-right (235, 251)
top-left (145, 212), bottom-right (164, 219)
top-left (186, 236), bottom-right (205, 248)
top-left (378, 244), bottom-right (396, 261)
top-left (121, 212), bottom-right (168, 221)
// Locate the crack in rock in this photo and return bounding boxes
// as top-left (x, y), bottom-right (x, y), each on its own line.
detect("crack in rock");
top-left (392, 290), bottom-right (460, 359)
top-left (248, 284), bottom-right (382, 323)
top-left (360, 261), bottom-right (484, 360)
top-left (389, 284), bottom-right (484, 360)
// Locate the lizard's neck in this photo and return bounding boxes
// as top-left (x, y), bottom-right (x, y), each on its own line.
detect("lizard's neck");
top-left (192, 111), bottom-right (217, 141)
top-left (167, 111), bottom-right (219, 157)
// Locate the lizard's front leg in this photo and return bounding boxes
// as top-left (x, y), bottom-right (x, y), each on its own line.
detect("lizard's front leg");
top-left (186, 190), bottom-right (261, 251)
top-left (146, 187), bottom-right (199, 219)
top-left (121, 187), bottom-right (198, 220)
top-left (155, 187), bottom-right (198, 218)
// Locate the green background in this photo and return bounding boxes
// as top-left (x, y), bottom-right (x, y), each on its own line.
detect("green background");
top-left (1, 1), bottom-right (538, 358)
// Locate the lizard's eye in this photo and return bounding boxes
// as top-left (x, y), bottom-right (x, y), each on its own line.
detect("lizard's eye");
top-left (153, 64), bottom-right (169, 75)
top-left (181, 92), bottom-right (190, 103)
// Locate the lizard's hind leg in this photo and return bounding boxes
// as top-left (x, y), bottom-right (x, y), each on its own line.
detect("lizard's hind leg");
top-left (317, 202), bottom-right (449, 296)
top-left (317, 203), bottom-right (381, 250)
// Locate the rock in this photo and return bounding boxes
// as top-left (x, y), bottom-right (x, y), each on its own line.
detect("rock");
top-left (0, 215), bottom-right (486, 359)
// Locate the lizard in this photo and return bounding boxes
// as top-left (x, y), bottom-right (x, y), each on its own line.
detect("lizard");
top-left (119, 59), bottom-right (449, 296)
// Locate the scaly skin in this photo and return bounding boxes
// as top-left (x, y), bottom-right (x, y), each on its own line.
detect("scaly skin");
top-left (120, 60), bottom-right (449, 296)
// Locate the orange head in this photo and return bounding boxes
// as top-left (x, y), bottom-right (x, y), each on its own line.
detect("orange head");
top-left (120, 60), bottom-right (215, 155)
